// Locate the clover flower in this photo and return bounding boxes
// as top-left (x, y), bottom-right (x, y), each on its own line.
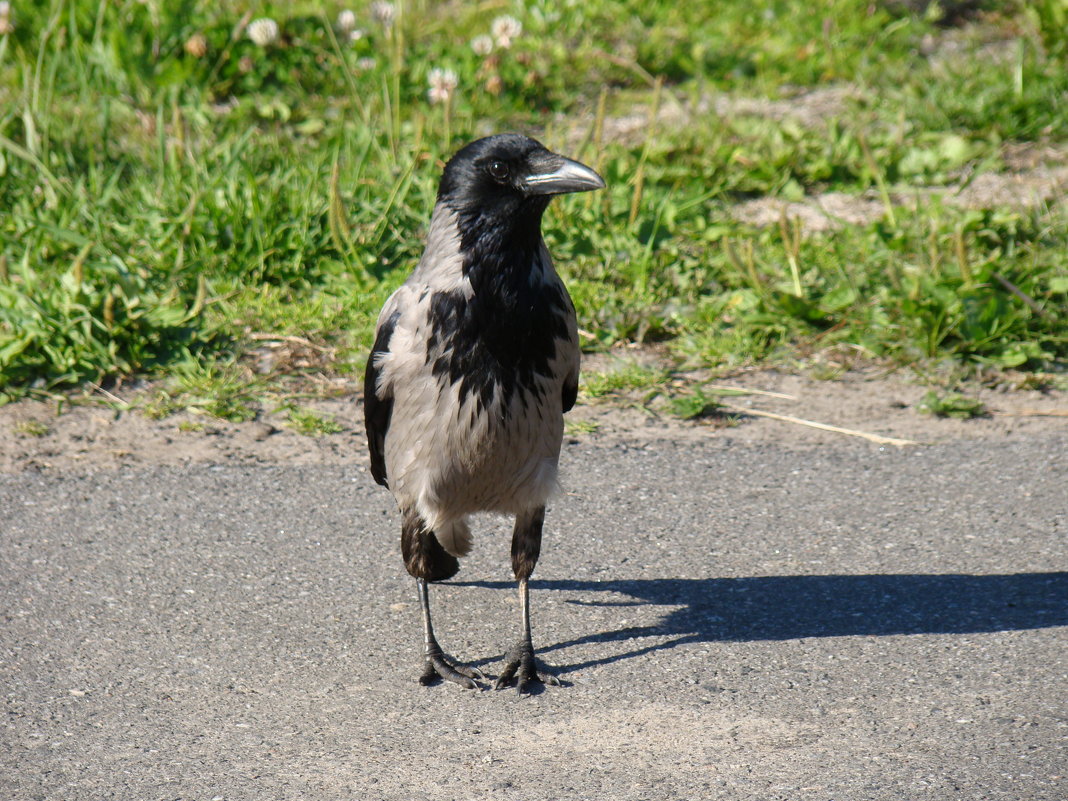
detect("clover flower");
top-left (336, 9), bottom-right (365, 42)
top-left (491, 15), bottom-right (521, 49)
top-left (184, 33), bottom-right (207, 58)
top-left (370, 1), bottom-right (395, 29)
top-left (427, 67), bottom-right (458, 105)
top-left (337, 9), bottom-right (357, 33)
top-left (247, 17), bottom-right (279, 46)
top-left (0, 2), bottom-right (13, 35)
top-left (471, 35), bottom-right (494, 56)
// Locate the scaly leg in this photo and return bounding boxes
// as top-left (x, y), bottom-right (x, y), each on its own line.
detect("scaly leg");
top-left (416, 577), bottom-right (484, 688)
top-left (401, 510), bottom-right (482, 689)
top-left (495, 507), bottom-right (560, 693)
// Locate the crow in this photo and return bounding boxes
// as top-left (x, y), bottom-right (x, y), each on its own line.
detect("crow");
top-left (363, 133), bottom-right (604, 692)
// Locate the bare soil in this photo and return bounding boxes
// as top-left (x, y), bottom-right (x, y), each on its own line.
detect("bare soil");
top-left (732, 160), bottom-right (1068, 232)
top-left (3, 365), bottom-right (1065, 474)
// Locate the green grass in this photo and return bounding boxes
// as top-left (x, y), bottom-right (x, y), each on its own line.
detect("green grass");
top-left (284, 404), bottom-right (344, 435)
top-left (916, 390), bottom-right (988, 419)
top-left (14, 419), bottom-right (50, 437)
top-left (564, 419), bottom-right (601, 437)
top-left (1, 1), bottom-right (1066, 417)
top-left (666, 387), bottom-right (725, 421)
top-left (579, 360), bottom-right (668, 400)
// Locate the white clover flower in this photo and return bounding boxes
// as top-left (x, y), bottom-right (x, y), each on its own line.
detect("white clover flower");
top-left (247, 17), bottom-right (279, 46)
top-left (370, 1), bottom-right (395, 28)
top-left (469, 35), bottom-right (493, 56)
top-left (491, 15), bottom-right (522, 49)
top-left (337, 9), bottom-right (357, 33)
top-left (427, 67), bottom-right (458, 105)
top-left (470, 35), bottom-right (494, 56)
top-left (356, 57), bottom-right (377, 71)
top-left (0, 1), bottom-right (13, 35)
top-left (349, 28), bottom-right (366, 43)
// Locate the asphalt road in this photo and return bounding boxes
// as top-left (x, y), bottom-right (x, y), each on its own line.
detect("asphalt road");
top-left (2, 432), bottom-right (1066, 800)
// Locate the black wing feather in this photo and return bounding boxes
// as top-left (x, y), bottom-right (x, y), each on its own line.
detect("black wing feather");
top-left (562, 376), bottom-right (578, 413)
top-left (364, 311), bottom-right (399, 487)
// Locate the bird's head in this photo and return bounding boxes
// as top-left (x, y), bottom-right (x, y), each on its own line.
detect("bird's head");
top-left (436, 134), bottom-right (605, 251)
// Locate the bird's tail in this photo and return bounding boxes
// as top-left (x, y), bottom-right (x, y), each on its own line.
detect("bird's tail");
top-left (433, 518), bottom-right (472, 558)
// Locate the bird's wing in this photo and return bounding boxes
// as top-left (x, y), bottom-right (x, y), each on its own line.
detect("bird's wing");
top-left (562, 373), bottom-right (578, 414)
top-left (364, 302), bottom-right (401, 488)
top-left (560, 292), bottom-right (580, 414)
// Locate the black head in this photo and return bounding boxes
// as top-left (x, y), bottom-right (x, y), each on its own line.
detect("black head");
top-left (436, 134), bottom-right (604, 249)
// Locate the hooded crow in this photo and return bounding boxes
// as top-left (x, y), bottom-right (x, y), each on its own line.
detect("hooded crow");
top-left (364, 133), bottom-right (605, 692)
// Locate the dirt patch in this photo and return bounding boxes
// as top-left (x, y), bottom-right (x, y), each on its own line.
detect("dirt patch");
top-left (928, 164), bottom-right (1068, 210)
top-left (731, 192), bottom-right (887, 232)
top-left (590, 85), bottom-right (860, 148)
top-left (2, 364), bottom-right (1064, 474)
top-left (568, 361), bottom-right (1067, 448)
top-left (701, 85), bottom-right (862, 130)
top-left (0, 390), bottom-right (367, 474)
top-left (731, 156), bottom-right (1068, 233)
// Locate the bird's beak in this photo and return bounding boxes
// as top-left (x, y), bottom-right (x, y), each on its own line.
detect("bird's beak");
top-left (523, 155), bottom-right (606, 196)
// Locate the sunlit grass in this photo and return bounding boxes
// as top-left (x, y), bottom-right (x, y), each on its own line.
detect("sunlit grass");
top-left (1, 0), bottom-right (1066, 418)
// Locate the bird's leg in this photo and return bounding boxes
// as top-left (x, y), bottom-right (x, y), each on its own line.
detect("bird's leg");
top-left (494, 578), bottom-right (561, 693)
top-left (495, 507), bottom-right (561, 693)
top-left (416, 577), bottom-right (484, 689)
top-left (402, 510), bottom-right (482, 688)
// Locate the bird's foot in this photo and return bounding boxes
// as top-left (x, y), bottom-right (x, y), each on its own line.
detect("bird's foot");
top-left (494, 642), bottom-right (560, 694)
top-left (420, 645), bottom-right (485, 689)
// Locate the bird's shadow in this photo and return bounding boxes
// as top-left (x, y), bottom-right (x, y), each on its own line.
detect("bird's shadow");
top-left (453, 572), bottom-right (1068, 674)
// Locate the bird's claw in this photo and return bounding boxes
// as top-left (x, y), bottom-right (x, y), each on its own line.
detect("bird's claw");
top-left (493, 643), bottom-right (560, 694)
top-left (420, 648), bottom-right (485, 689)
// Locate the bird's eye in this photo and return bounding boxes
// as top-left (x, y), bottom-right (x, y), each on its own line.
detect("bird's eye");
top-left (487, 161), bottom-right (510, 181)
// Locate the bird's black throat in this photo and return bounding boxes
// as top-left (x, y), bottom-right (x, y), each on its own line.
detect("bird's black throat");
top-left (427, 200), bottom-right (570, 414)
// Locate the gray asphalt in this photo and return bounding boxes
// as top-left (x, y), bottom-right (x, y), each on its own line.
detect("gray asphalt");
top-left (2, 433), bottom-right (1066, 800)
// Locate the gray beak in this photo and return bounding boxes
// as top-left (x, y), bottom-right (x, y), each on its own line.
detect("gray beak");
top-left (523, 156), bottom-right (606, 196)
